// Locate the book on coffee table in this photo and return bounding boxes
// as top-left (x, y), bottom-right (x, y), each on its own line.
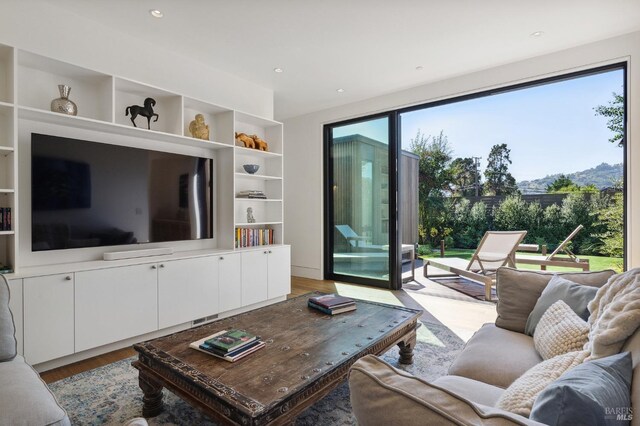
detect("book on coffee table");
top-left (308, 294), bottom-right (356, 315)
top-left (308, 294), bottom-right (355, 309)
top-left (204, 329), bottom-right (258, 352)
top-left (189, 330), bottom-right (265, 362)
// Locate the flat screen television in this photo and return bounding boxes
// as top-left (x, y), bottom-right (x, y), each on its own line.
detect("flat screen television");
top-left (31, 133), bottom-right (213, 251)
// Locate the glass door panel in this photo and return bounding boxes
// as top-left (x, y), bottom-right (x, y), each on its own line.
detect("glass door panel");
top-left (326, 116), bottom-right (395, 286)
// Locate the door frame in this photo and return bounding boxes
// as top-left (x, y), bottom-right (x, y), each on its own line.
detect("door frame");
top-left (323, 111), bottom-right (402, 289)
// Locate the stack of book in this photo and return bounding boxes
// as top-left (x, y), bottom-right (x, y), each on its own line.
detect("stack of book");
top-left (0, 207), bottom-right (11, 231)
top-left (235, 228), bottom-right (274, 247)
top-left (189, 329), bottom-right (265, 362)
top-left (308, 293), bottom-right (357, 315)
top-left (236, 190), bottom-right (267, 199)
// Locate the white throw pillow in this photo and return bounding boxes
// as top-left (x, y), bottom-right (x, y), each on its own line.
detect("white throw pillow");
top-left (534, 300), bottom-right (589, 360)
top-left (496, 350), bottom-right (589, 417)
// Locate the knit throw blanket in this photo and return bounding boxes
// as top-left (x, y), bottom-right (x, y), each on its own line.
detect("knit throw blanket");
top-left (585, 267), bottom-right (640, 360)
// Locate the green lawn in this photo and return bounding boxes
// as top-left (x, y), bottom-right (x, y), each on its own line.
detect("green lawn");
top-left (421, 248), bottom-right (623, 272)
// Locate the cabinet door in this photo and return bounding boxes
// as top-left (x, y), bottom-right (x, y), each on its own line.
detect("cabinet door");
top-left (158, 257), bottom-right (218, 329)
top-left (241, 250), bottom-right (268, 307)
top-left (24, 274), bottom-right (74, 365)
top-left (218, 253), bottom-right (242, 313)
top-left (7, 279), bottom-right (23, 356)
top-left (75, 264), bottom-right (158, 352)
top-left (267, 246), bottom-right (291, 299)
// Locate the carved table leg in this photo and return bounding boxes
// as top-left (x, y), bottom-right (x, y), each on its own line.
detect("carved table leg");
top-left (397, 333), bottom-right (417, 365)
top-left (139, 370), bottom-right (164, 417)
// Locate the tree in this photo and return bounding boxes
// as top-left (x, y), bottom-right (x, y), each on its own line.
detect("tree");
top-left (409, 129), bottom-right (453, 245)
top-left (594, 92), bottom-right (624, 147)
top-left (546, 175), bottom-right (575, 193)
top-left (483, 143), bottom-right (518, 195)
top-left (594, 193), bottom-right (624, 259)
top-left (546, 175), bottom-right (598, 193)
top-left (450, 157), bottom-right (481, 197)
top-left (409, 130), bottom-right (453, 198)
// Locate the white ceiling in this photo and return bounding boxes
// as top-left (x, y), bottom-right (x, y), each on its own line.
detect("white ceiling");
top-left (48, 0), bottom-right (640, 121)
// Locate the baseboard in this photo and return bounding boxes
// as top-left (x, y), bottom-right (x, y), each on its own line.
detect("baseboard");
top-left (291, 265), bottom-right (323, 280)
top-left (103, 247), bottom-right (174, 261)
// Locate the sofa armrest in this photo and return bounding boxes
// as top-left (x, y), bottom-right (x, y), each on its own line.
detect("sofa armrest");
top-left (349, 355), bottom-right (545, 426)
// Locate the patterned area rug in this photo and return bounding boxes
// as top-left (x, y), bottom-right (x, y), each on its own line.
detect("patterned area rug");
top-left (49, 322), bottom-right (463, 425)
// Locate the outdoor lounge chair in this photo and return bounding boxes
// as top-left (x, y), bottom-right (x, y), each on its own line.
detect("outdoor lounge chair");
top-left (515, 224), bottom-right (590, 271)
top-left (423, 230), bottom-right (527, 300)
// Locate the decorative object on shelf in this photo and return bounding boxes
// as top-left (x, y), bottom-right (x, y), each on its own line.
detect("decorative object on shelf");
top-left (250, 134), bottom-right (269, 151)
top-left (235, 132), bottom-right (255, 149)
top-left (242, 164), bottom-right (260, 174)
top-left (50, 84), bottom-right (78, 116)
top-left (247, 207), bottom-right (256, 223)
top-left (125, 97), bottom-right (159, 129)
top-left (188, 114), bottom-right (210, 140)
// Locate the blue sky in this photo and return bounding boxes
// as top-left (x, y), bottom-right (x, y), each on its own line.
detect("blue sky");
top-left (401, 69), bottom-right (624, 181)
top-left (333, 69), bottom-right (624, 182)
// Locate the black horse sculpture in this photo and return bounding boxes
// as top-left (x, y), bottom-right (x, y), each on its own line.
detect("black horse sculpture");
top-left (125, 97), bottom-right (159, 129)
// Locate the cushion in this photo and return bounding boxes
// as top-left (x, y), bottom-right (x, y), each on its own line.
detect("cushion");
top-left (524, 275), bottom-right (598, 336)
top-left (0, 274), bottom-right (17, 362)
top-left (0, 356), bottom-right (70, 426)
top-left (349, 355), bottom-right (543, 425)
top-left (533, 300), bottom-right (589, 360)
top-left (448, 323), bottom-right (542, 389)
top-left (432, 375), bottom-right (505, 407)
top-left (530, 352), bottom-right (632, 426)
top-left (495, 267), bottom-right (615, 333)
top-left (495, 350), bottom-right (589, 417)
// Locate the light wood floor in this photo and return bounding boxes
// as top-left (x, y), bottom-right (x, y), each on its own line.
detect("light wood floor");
top-left (40, 274), bottom-right (496, 383)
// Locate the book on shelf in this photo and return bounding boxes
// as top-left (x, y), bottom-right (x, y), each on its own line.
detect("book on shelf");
top-left (235, 227), bottom-right (274, 248)
top-left (0, 207), bottom-right (10, 231)
top-left (308, 293), bottom-right (356, 309)
top-left (189, 330), bottom-right (265, 362)
top-left (308, 301), bottom-right (357, 315)
top-left (236, 190), bottom-right (267, 199)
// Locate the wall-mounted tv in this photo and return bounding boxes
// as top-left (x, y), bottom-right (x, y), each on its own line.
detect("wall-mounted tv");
top-left (31, 133), bottom-right (213, 252)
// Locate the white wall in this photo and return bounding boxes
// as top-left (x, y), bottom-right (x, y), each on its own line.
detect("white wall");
top-left (284, 31), bottom-right (640, 279)
top-left (0, 2), bottom-right (273, 119)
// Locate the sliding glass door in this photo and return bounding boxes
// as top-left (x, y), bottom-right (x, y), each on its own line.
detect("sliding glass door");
top-left (324, 113), bottom-right (400, 289)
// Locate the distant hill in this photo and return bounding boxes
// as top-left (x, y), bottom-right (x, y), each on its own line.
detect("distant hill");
top-left (517, 163), bottom-right (623, 194)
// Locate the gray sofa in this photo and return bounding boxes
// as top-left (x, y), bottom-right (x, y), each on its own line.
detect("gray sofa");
top-left (0, 274), bottom-right (71, 425)
top-left (349, 267), bottom-right (639, 425)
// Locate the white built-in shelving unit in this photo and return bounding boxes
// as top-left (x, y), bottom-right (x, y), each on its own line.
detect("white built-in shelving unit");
top-left (0, 43), bottom-right (284, 271)
top-left (0, 42), bottom-right (290, 368)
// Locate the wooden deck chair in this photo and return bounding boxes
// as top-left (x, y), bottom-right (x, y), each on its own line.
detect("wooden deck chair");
top-left (515, 225), bottom-right (589, 271)
top-left (335, 225), bottom-right (384, 252)
top-left (424, 230), bottom-right (527, 300)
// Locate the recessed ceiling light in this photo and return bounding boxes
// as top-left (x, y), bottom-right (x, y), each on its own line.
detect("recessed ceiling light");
top-left (149, 9), bottom-right (164, 18)
top-left (415, 66), bottom-right (424, 71)
top-left (530, 31), bottom-right (544, 37)
top-left (273, 68), bottom-right (284, 73)
top-left (336, 88), bottom-right (345, 93)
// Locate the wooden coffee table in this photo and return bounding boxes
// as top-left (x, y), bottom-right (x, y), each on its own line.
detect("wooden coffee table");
top-left (133, 293), bottom-right (422, 425)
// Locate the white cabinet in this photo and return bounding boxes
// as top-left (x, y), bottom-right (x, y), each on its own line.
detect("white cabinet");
top-left (158, 256), bottom-right (219, 329)
top-left (23, 273), bottom-right (74, 365)
top-left (74, 264), bottom-right (158, 352)
top-left (218, 252), bottom-right (242, 313)
top-left (241, 250), bottom-right (268, 306)
top-left (7, 278), bottom-right (23, 356)
top-left (267, 246), bottom-right (291, 299)
top-left (241, 246), bottom-right (291, 306)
